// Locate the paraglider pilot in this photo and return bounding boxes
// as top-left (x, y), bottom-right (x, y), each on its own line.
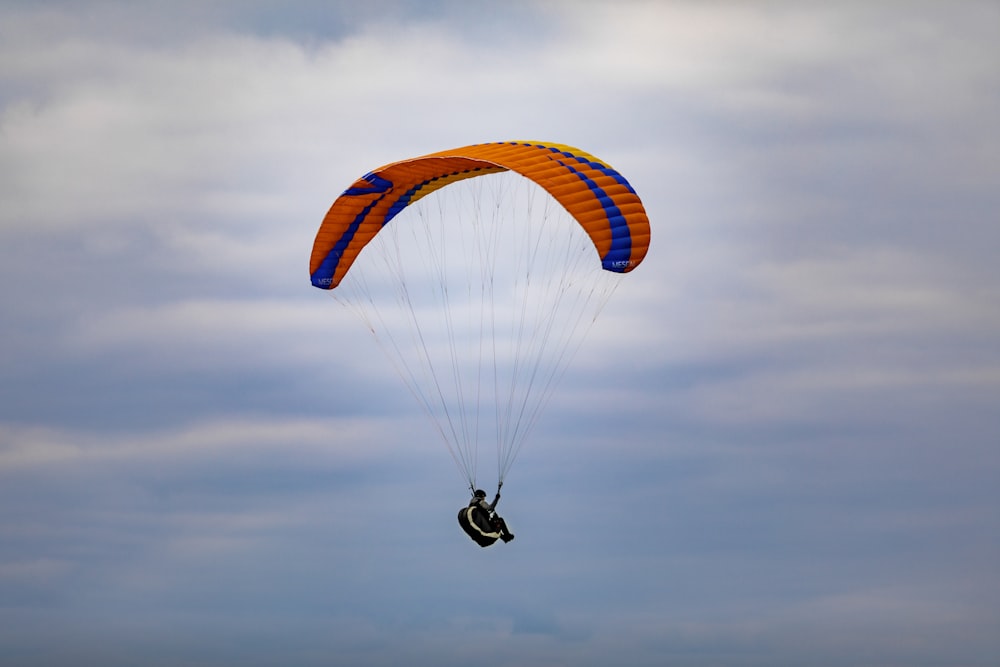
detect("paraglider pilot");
top-left (458, 484), bottom-right (514, 546)
top-left (472, 488), bottom-right (514, 541)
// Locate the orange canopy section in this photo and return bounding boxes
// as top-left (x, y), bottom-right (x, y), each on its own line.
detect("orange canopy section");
top-left (310, 141), bottom-right (650, 289)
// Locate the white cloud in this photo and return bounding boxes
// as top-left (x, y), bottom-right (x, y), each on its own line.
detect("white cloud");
top-left (0, 415), bottom-right (406, 471)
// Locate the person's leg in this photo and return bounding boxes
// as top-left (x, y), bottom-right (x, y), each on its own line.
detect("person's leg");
top-left (493, 516), bottom-right (514, 542)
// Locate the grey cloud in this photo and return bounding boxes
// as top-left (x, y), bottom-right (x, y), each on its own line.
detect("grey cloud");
top-left (2, 1), bottom-right (999, 666)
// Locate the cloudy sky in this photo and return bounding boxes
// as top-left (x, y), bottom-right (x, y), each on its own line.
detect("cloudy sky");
top-left (2, 1), bottom-right (999, 665)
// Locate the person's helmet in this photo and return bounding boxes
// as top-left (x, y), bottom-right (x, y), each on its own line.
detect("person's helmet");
top-left (473, 489), bottom-right (487, 498)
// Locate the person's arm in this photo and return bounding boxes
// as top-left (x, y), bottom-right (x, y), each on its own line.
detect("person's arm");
top-left (489, 482), bottom-right (503, 510)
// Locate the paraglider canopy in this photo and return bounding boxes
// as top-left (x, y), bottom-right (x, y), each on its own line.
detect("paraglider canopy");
top-left (310, 141), bottom-right (649, 290)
